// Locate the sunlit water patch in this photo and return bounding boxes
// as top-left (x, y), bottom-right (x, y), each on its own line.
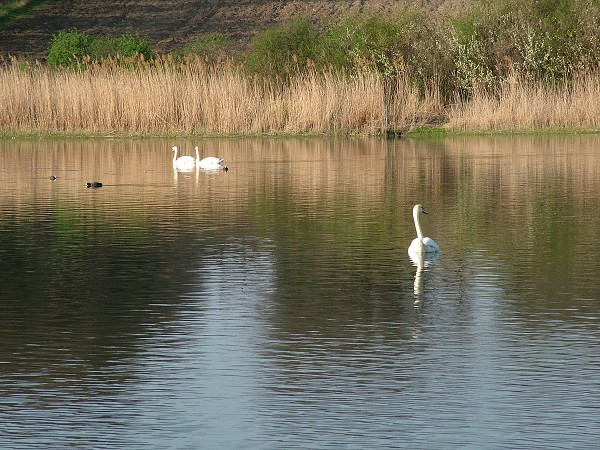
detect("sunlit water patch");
top-left (1, 136), bottom-right (600, 448)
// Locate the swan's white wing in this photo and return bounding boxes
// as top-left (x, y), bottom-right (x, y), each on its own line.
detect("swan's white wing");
top-left (200, 156), bottom-right (223, 164)
top-left (409, 237), bottom-right (439, 254)
top-left (422, 237), bottom-right (439, 253)
top-left (408, 237), bottom-right (423, 254)
top-left (175, 155), bottom-right (196, 170)
top-left (199, 156), bottom-right (224, 169)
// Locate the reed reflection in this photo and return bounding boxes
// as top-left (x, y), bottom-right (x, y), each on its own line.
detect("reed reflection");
top-left (2, 136), bottom-right (600, 449)
top-left (2, 135), bottom-right (600, 337)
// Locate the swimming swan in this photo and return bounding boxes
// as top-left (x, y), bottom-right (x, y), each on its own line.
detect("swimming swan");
top-left (172, 146), bottom-right (196, 170)
top-left (195, 146), bottom-right (225, 170)
top-left (408, 204), bottom-right (439, 254)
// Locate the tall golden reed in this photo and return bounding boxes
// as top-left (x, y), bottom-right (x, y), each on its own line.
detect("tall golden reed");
top-left (4, 59), bottom-right (600, 135)
top-left (448, 73), bottom-right (600, 131)
top-left (0, 59), bottom-right (442, 135)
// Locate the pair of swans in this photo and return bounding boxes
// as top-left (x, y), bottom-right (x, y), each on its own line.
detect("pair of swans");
top-left (172, 146), bottom-right (225, 171)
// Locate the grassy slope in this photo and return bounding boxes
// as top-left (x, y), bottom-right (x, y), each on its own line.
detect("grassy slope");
top-left (0, 0), bottom-right (475, 60)
top-left (0, 0), bottom-right (53, 21)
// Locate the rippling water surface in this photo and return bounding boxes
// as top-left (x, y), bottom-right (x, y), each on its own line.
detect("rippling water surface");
top-left (2, 136), bottom-right (600, 448)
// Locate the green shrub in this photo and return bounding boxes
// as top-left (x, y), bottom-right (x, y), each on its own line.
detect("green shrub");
top-left (43, 0), bottom-right (600, 100)
top-left (46, 30), bottom-right (94, 68)
top-left (180, 32), bottom-right (233, 61)
top-left (449, 27), bottom-right (497, 96)
top-left (90, 34), bottom-right (153, 61)
top-left (515, 0), bottom-right (600, 79)
top-left (444, 0), bottom-right (600, 89)
top-left (329, 16), bottom-right (404, 77)
top-left (245, 18), bottom-right (320, 78)
top-left (320, 12), bottom-right (453, 95)
top-left (46, 30), bottom-right (153, 68)
top-left (111, 34), bottom-right (153, 59)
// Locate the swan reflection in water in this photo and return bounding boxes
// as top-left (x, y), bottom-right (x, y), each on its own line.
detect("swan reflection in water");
top-left (409, 250), bottom-right (439, 306)
top-left (173, 162), bottom-right (198, 184)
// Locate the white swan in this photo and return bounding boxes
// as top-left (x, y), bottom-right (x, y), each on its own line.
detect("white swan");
top-left (172, 146), bottom-right (196, 171)
top-left (195, 146), bottom-right (224, 170)
top-left (408, 204), bottom-right (439, 254)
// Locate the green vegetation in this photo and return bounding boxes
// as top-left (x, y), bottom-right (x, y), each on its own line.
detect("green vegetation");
top-left (242, 0), bottom-right (600, 97)
top-left (245, 18), bottom-right (321, 78)
top-left (46, 30), bottom-right (93, 68)
top-left (42, 0), bottom-right (600, 93)
top-left (178, 32), bottom-right (234, 62)
top-left (5, 0), bottom-right (600, 135)
top-left (405, 126), bottom-right (448, 138)
top-left (46, 30), bottom-right (153, 68)
top-left (0, 0), bottom-right (51, 28)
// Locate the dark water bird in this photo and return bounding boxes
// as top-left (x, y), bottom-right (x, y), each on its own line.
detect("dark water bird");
top-left (86, 182), bottom-right (103, 188)
top-left (49, 175), bottom-right (57, 181)
top-left (223, 166), bottom-right (229, 172)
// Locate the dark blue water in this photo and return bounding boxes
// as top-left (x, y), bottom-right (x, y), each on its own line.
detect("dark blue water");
top-left (1, 136), bottom-right (600, 448)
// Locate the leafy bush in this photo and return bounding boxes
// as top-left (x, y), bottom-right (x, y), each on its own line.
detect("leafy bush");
top-left (46, 30), bottom-right (153, 68)
top-left (449, 27), bottom-right (497, 96)
top-left (44, 0), bottom-right (600, 104)
top-left (245, 19), bottom-right (320, 78)
top-left (328, 16), bottom-right (404, 77)
top-left (180, 32), bottom-right (233, 62)
top-left (513, 0), bottom-right (600, 79)
top-left (90, 34), bottom-right (153, 61)
top-left (439, 0), bottom-right (600, 96)
top-left (46, 30), bottom-right (94, 68)
top-left (112, 34), bottom-right (153, 59)
top-left (320, 13), bottom-right (453, 95)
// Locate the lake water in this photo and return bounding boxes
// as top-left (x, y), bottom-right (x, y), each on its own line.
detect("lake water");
top-left (1, 135), bottom-right (600, 448)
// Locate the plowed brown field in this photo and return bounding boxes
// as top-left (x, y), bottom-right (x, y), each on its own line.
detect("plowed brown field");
top-left (0, 0), bottom-right (472, 60)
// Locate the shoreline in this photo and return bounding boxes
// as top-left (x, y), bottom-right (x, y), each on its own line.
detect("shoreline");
top-left (3, 125), bottom-right (600, 140)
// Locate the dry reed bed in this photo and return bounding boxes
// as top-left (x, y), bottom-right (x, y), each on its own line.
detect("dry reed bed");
top-left (3, 63), bottom-right (600, 134)
top-left (448, 74), bottom-right (600, 131)
top-left (0, 63), bottom-right (441, 135)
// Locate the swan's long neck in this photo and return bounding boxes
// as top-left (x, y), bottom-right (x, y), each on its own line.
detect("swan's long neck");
top-left (413, 207), bottom-right (424, 241)
top-left (195, 146), bottom-right (200, 164)
top-left (172, 146), bottom-right (178, 164)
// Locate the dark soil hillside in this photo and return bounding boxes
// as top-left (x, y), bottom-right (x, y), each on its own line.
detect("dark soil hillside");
top-left (0, 0), bottom-right (473, 61)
